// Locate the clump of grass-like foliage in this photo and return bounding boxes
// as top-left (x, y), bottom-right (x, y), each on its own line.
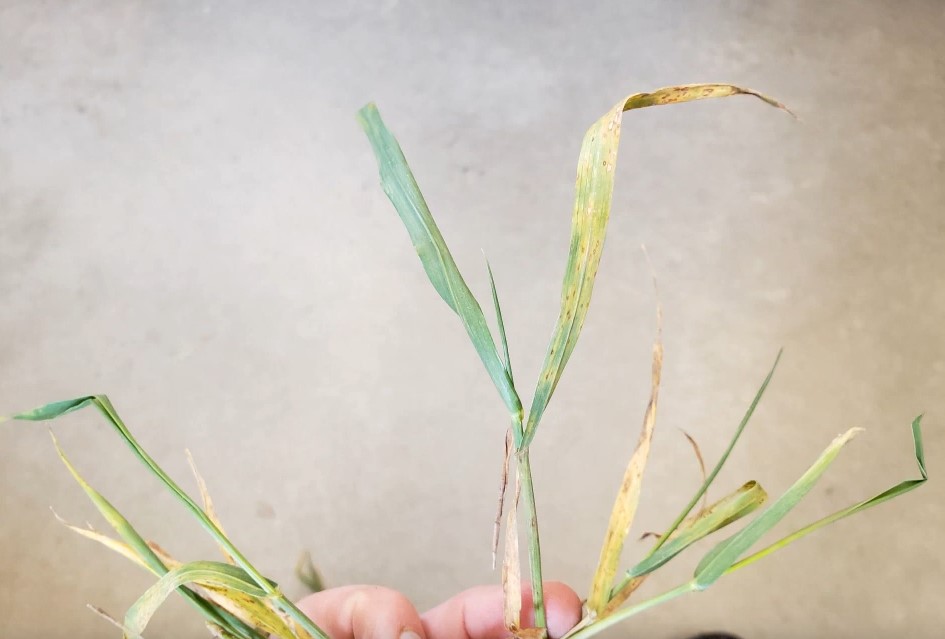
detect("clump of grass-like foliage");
top-left (2, 84), bottom-right (928, 639)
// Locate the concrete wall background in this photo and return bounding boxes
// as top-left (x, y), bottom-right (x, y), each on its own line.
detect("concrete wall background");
top-left (1, 1), bottom-right (943, 637)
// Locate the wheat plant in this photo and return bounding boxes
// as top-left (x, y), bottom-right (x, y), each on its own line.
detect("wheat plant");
top-left (2, 84), bottom-right (927, 639)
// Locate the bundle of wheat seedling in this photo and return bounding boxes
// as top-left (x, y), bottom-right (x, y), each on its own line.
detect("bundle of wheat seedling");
top-left (3, 83), bottom-right (927, 639)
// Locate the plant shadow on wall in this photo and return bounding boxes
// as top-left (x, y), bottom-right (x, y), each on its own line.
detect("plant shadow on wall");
top-left (2, 84), bottom-right (928, 639)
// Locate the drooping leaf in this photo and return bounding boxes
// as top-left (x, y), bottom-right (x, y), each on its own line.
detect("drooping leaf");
top-left (357, 105), bottom-right (522, 422)
top-left (123, 561), bottom-right (272, 639)
top-left (8, 397), bottom-right (328, 639)
top-left (16, 398), bottom-right (257, 571)
top-left (3, 396), bottom-right (91, 421)
top-left (49, 433), bottom-right (264, 639)
top-left (725, 416), bottom-right (927, 574)
top-left (524, 86), bottom-right (792, 447)
top-left (693, 428), bottom-right (861, 589)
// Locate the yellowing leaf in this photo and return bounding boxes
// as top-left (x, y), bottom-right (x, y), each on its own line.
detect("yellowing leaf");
top-left (196, 582), bottom-right (307, 639)
top-left (123, 560), bottom-right (276, 639)
top-left (187, 449), bottom-right (236, 565)
top-left (586, 328), bottom-right (663, 614)
top-left (604, 480), bottom-right (767, 615)
top-left (53, 510), bottom-right (154, 573)
top-left (524, 85), bottom-right (792, 447)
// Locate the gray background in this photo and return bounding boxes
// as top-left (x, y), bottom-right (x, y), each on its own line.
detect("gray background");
top-left (2, 1), bottom-right (943, 637)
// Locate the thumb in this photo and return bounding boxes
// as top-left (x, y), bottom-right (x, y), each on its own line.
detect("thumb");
top-left (295, 585), bottom-right (427, 639)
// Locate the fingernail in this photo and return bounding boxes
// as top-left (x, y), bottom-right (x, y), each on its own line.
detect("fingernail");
top-left (399, 631), bottom-right (421, 639)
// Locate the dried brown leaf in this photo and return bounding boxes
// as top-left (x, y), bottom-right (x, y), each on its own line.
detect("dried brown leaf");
top-left (493, 427), bottom-right (514, 570)
top-left (502, 468), bottom-right (523, 632)
top-left (587, 284), bottom-right (663, 614)
top-left (680, 430), bottom-right (709, 512)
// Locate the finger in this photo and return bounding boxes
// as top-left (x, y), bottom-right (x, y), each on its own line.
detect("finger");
top-left (420, 581), bottom-right (582, 639)
top-left (295, 585), bottom-right (427, 639)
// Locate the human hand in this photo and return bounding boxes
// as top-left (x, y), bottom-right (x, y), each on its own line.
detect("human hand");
top-left (295, 581), bottom-right (581, 639)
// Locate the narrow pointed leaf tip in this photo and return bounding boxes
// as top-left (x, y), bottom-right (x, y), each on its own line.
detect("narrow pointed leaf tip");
top-left (524, 85), bottom-right (791, 447)
top-left (49, 434), bottom-right (266, 638)
top-left (9, 395), bottom-right (98, 421)
top-left (485, 256), bottom-right (514, 384)
top-left (693, 428), bottom-right (862, 589)
top-left (11, 396), bottom-right (329, 639)
top-left (587, 294), bottom-right (663, 614)
top-left (724, 416), bottom-right (927, 574)
top-left (651, 349), bottom-right (783, 554)
top-left (357, 104), bottom-right (522, 421)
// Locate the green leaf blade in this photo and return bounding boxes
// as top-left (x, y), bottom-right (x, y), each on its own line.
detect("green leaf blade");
top-left (650, 350), bottom-right (782, 554)
top-left (725, 416), bottom-right (927, 574)
top-left (357, 104), bottom-right (521, 420)
top-left (49, 434), bottom-right (265, 639)
top-left (693, 427), bottom-right (861, 589)
top-left (6, 396), bottom-right (327, 639)
top-left (485, 257), bottom-right (514, 385)
top-left (8, 396), bottom-right (97, 421)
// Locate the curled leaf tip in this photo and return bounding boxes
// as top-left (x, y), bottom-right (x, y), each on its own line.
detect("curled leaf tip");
top-left (524, 83), bottom-right (790, 447)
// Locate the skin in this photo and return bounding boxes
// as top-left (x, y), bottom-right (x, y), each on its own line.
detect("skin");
top-left (295, 581), bottom-right (582, 639)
